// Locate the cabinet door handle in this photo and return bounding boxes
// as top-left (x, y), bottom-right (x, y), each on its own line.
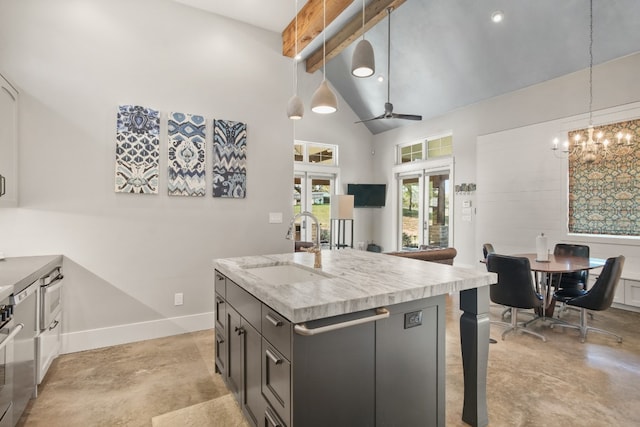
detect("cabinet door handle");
top-left (265, 313), bottom-right (282, 327)
top-left (48, 320), bottom-right (60, 331)
top-left (265, 407), bottom-right (282, 427)
top-left (294, 308), bottom-right (390, 336)
top-left (234, 326), bottom-right (245, 336)
top-left (216, 274), bottom-right (225, 281)
top-left (265, 348), bottom-right (282, 365)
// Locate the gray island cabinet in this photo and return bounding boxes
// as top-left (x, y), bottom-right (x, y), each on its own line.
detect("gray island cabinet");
top-left (213, 249), bottom-right (495, 427)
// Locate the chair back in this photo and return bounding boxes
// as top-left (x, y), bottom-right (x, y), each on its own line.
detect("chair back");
top-left (553, 244), bottom-right (589, 288)
top-left (482, 243), bottom-right (495, 259)
top-left (486, 254), bottom-right (542, 309)
top-left (568, 256), bottom-right (625, 311)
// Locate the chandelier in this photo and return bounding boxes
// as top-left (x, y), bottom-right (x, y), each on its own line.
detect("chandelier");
top-left (551, 0), bottom-right (633, 163)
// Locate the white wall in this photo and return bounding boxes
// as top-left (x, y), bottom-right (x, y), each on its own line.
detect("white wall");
top-left (476, 102), bottom-right (640, 273)
top-left (0, 0), bottom-right (373, 352)
top-left (371, 52), bottom-right (640, 268)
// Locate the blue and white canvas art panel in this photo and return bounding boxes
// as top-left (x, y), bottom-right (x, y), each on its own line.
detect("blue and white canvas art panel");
top-left (115, 105), bottom-right (160, 194)
top-left (212, 119), bottom-right (247, 198)
top-left (168, 112), bottom-right (206, 197)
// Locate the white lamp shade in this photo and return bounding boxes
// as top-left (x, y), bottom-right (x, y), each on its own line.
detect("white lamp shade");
top-left (287, 94), bottom-right (304, 120)
top-left (331, 195), bottom-right (354, 219)
top-left (310, 80), bottom-right (338, 114)
top-left (351, 39), bottom-right (375, 77)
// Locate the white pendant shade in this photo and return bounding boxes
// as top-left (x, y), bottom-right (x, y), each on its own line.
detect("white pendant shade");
top-left (351, 39), bottom-right (375, 77)
top-left (287, 94), bottom-right (304, 120)
top-left (311, 80), bottom-right (338, 114)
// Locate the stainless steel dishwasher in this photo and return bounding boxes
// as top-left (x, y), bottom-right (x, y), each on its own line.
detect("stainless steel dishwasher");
top-left (10, 280), bottom-right (38, 423)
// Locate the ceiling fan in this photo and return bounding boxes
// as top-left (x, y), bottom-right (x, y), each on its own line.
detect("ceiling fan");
top-left (357, 7), bottom-right (422, 124)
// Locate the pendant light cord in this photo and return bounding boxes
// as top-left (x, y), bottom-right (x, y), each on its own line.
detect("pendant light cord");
top-left (588, 0), bottom-right (593, 126)
top-left (293, 0), bottom-right (298, 94)
top-left (361, 0), bottom-right (365, 40)
top-left (322, 0), bottom-right (326, 81)
top-left (386, 7), bottom-right (391, 103)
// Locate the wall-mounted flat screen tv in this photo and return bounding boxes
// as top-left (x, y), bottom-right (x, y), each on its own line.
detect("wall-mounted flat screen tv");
top-left (347, 184), bottom-right (386, 207)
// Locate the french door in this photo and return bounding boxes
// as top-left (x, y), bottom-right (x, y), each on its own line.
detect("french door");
top-left (293, 173), bottom-right (335, 246)
top-left (399, 169), bottom-right (450, 250)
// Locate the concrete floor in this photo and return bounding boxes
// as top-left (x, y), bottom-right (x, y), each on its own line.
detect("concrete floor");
top-left (17, 295), bottom-right (640, 426)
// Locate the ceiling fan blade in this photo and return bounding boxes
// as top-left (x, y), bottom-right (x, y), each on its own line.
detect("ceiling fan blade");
top-left (391, 113), bottom-right (423, 121)
top-left (355, 114), bottom-right (385, 124)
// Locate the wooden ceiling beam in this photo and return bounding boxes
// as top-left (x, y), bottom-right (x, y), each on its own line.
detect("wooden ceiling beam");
top-left (282, 0), bottom-right (354, 58)
top-left (305, 0), bottom-right (406, 74)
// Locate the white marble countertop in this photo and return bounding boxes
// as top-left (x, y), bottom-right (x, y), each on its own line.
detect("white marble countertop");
top-left (0, 255), bottom-right (63, 301)
top-left (214, 249), bottom-right (496, 323)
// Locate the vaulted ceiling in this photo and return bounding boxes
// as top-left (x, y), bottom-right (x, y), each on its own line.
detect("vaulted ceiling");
top-left (175, 0), bottom-right (640, 135)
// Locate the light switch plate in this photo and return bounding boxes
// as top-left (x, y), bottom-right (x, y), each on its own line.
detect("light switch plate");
top-left (269, 212), bottom-right (283, 224)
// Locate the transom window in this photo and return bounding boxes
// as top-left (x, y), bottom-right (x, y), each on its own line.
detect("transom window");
top-left (294, 141), bottom-right (337, 165)
top-left (398, 135), bottom-right (452, 164)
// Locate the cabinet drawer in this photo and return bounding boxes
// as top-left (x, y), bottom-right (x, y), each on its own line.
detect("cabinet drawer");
top-left (215, 271), bottom-right (226, 297)
top-left (262, 339), bottom-right (291, 427)
top-left (261, 306), bottom-right (291, 361)
top-left (227, 279), bottom-right (261, 331)
top-left (215, 294), bottom-right (226, 331)
top-left (215, 329), bottom-right (227, 378)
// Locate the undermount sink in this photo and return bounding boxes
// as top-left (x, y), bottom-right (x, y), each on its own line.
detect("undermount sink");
top-left (245, 263), bottom-right (332, 285)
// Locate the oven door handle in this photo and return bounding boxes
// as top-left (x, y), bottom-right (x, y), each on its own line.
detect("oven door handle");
top-left (0, 323), bottom-right (23, 352)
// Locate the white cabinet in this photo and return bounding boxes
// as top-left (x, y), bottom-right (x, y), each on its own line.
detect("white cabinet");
top-left (0, 73), bottom-right (18, 207)
top-left (624, 279), bottom-right (640, 308)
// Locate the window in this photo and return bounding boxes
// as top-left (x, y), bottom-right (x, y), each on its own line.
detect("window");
top-left (568, 118), bottom-right (640, 236)
top-left (294, 141), bottom-right (337, 165)
top-left (398, 135), bottom-right (452, 164)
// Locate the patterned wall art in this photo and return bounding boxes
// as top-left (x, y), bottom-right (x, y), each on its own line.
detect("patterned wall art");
top-left (168, 112), bottom-right (206, 197)
top-left (212, 119), bottom-right (247, 198)
top-left (115, 105), bottom-right (160, 194)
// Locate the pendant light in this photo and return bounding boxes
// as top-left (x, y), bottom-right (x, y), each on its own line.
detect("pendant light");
top-left (351, 0), bottom-right (375, 77)
top-left (287, 0), bottom-right (304, 120)
top-left (311, 0), bottom-right (338, 114)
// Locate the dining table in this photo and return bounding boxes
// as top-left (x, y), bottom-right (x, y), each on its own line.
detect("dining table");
top-left (513, 253), bottom-right (606, 319)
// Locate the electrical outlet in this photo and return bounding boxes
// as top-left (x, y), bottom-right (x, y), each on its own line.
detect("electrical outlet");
top-left (174, 293), bottom-right (183, 306)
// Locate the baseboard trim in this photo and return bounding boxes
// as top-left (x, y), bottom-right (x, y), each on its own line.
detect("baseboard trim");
top-left (61, 312), bottom-right (214, 354)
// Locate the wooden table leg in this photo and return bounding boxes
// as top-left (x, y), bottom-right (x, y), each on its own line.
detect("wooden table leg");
top-left (460, 286), bottom-right (490, 427)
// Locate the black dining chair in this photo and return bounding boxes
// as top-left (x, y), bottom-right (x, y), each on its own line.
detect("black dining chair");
top-left (486, 254), bottom-right (546, 342)
top-left (551, 244), bottom-right (590, 317)
top-left (482, 243), bottom-right (495, 260)
top-left (552, 255), bottom-right (625, 343)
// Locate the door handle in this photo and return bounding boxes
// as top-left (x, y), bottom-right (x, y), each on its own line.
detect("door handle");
top-left (294, 308), bottom-right (389, 336)
top-left (48, 320), bottom-right (60, 331)
top-left (234, 326), bottom-right (245, 336)
top-left (265, 407), bottom-right (282, 427)
top-left (265, 348), bottom-right (282, 365)
top-left (265, 313), bottom-right (282, 327)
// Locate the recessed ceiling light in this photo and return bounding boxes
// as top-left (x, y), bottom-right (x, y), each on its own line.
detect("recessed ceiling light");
top-left (491, 10), bottom-right (504, 23)
top-left (377, 75), bottom-right (384, 82)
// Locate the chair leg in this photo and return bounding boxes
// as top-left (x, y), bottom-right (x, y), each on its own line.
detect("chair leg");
top-left (551, 308), bottom-right (622, 343)
top-left (498, 308), bottom-right (546, 342)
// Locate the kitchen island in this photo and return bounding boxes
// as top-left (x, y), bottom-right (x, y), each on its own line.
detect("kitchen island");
top-left (214, 249), bottom-right (495, 427)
